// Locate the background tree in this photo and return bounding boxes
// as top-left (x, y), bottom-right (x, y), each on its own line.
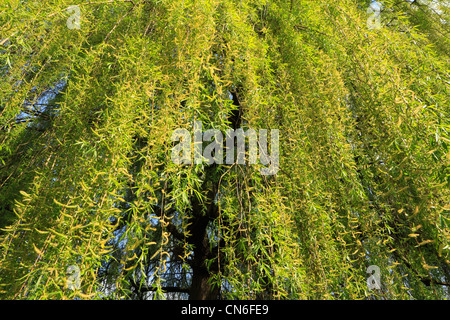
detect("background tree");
top-left (0, 0), bottom-right (449, 299)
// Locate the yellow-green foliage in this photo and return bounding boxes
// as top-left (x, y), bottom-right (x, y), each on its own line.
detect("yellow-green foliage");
top-left (0, 0), bottom-right (449, 299)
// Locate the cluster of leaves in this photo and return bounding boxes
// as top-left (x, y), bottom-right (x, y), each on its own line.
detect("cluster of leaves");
top-left (0, 0), bottom-right (449, 299)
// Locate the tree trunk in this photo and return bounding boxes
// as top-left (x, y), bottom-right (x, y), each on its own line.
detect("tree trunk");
top-left (189, 265), bottom-right (219, 300)
top-left (188, 213), bottom-right (219, 300)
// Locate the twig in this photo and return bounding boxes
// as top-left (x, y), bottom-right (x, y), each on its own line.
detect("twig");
top-left (103, 4), bottom-right (136, 42)
top-left (293, 24), bottom-right (331, 37)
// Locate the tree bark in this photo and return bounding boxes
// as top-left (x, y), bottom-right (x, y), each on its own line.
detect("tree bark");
top-left (189, 264), bottom-right (219, 300)
top-left (187, 183), bottom-right (220, 300)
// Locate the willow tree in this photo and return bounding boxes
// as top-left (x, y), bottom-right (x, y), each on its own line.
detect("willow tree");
top-left (0, 0), bottom-right (449, 300)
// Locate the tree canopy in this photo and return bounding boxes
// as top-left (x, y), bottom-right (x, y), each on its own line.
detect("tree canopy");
top-left (0, 0), bottom-right (449, 300)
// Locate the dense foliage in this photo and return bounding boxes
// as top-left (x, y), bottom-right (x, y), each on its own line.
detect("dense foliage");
top-left (0, 0), bottom-right (449, 299)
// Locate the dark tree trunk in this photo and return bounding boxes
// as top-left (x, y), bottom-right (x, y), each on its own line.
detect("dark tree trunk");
top-left (187, 183), bottom-right (220, 300)
top-left (188, 216), bottom-right (220, 300)
top-left (189, 264), bottom-right (219, 300)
